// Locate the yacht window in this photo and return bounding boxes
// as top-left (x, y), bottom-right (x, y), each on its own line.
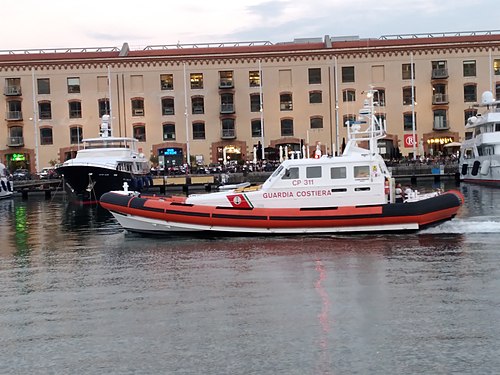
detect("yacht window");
top-left (330, 167), bottom-right (347, 179)
top-left (282, 167), bottom-right (299, 180)
top-left (495, 123), bottom-right (500, 132)
top-left (464, 148), bottom-right (474, 159)
top-left (271, 165), bottom-right (284, 178)
top-left (354, 165), bottom-right (370, 178)
top-left (306, 166), bottom-right (322, 178)
top-left (355, 187), bottom-right (371, 191)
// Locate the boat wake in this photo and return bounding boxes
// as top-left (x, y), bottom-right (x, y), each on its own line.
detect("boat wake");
top-left (422, 216), bottom-right (500, 234)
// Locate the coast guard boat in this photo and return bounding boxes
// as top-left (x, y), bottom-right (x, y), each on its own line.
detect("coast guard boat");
top-left (0, 163), bottom-right (14, 199)
top-left (100, 90), bottom-right (463, 235)
top-left (460, 91), bottom-right (500, 185)
top-left (56, 115), bottom-right (150, 203)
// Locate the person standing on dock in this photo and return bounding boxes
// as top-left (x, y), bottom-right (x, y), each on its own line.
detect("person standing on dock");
top-left (395, 184), bottom-right (404, 203)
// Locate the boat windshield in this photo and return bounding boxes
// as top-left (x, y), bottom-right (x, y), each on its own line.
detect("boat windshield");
top-left (84, 139), bottom-right (136, 150)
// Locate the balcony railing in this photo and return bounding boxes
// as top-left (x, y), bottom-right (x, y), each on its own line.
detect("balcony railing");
top-left (221, 128), bottom-right (236, 139)
top-left (432, 68), bottom-right (448, 79)
top-left (162, 108), bottom-right (174, 115)
top-left (132, 109), bottom-right (144, 116)
top-left (432, 93), bottom-right (449, 104)
top-left (4, 86), bottom-right (21, 95)
top-left (219, 80), bottom-right (234, 89)
top-left (39, 111), bottom-right (52, 120)
top-left (433, 119), bottom-right (449, 130)
top-left (220, 103), bottom-right (234, 113)
top-left (7, 136), bottom-right (24, 147)
top-left (6, 110), bottom-right (22, 120)
top-left (192, 106), bottom-right (204, 114)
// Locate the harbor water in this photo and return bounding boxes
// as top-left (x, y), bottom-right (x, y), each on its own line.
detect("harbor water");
top-left (1, 182), bottom-right (499, 374)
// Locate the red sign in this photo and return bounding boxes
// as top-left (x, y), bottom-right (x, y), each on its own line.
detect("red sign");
top-left (404, 134), bottom-right (417, 148)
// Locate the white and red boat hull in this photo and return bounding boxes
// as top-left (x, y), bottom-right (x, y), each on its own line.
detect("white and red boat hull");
top-left (100, 190), bottom-right (464, 235)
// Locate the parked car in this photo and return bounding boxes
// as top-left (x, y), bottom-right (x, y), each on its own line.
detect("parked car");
top-left (38, 167), bottom-right (59, 179)
top-left (12, 168), bottom-right (31, 180)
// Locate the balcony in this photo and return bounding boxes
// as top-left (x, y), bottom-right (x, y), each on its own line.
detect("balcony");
top-left (162, 108), bottom-right (174, 116)
top-left (432, 93), bottom-right (449, 105)
top-left (221, 128), bottom-right (236, 139)
top-left (6, 110), bottom-right (23, 121)
top-left (7, 136), bottom-right (24, 147)
top-left (39, 111), bottom-right (52, 120)
top-left (4, 86), bottom-right (21, 96)
top-left (432, 68), bottom-right (448, 79)
top-left (433, 119), bottom-right (449, 131)
top-left (192, 106), bottom-right (204, 114)
top-left (133, 109), bottom-right (144, 116)
top-left (220, 103), bottom-right (234, 114)
top-left (219, 80), bottom-right (234, 89)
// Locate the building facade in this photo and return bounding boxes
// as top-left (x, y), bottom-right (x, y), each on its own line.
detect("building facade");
top-left (2, 31), bottom-right (500, 172)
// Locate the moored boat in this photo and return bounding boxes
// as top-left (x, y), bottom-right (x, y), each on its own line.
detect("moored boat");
top-left (56, 115), bottom-right (150, 203)
top-left (100, 89), bottom-right (463, 235)
top-left (460, 91), bottom-right (500, 185)
top-left (0, 163), bottom-right (14, 200)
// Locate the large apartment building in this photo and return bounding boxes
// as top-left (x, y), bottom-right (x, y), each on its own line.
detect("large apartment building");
top-left (2, 30), bottom-right (500, 172)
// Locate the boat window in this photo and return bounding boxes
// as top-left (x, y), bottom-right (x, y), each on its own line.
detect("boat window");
top-left (306, 166), bottom-right (322, 178)
top-left (495, 123), bottom-right (500, 132)
top-left (330, 166), bottom-right (346, 179)
top-left (465, 132), bottom-right (473, 140)
top-left (464, 148), bottom-right (474, 159)
top-left (355, 187), bottom-right (371, 191)
top-left (282, 167), bottom-right (299, 180)
top-left (331, 188), bottom-right (347, 193)
top-left (271, 165), bottom-right (284, 178)
top-left (354, 165), bottom-right (370, 178)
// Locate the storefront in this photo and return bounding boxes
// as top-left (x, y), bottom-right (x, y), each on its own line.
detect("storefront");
top-left (159, 147), bottom-right (183, 167)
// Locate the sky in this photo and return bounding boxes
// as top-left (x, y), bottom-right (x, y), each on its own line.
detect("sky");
top-left (4, 0), bottom-right (500, 51)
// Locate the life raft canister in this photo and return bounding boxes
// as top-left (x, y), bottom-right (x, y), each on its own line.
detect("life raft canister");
top-left (461, 163), bottom-right (468, 175)
top-left (471, 161), bottom-right (480, 176)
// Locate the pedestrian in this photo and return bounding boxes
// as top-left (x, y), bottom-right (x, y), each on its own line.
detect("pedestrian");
top-left (395, 183), bottom-right (404, 203)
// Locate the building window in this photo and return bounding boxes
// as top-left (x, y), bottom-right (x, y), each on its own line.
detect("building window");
top-left (250, 94), bottom-right (261, 112)
top-left (219, 71), bottom-right (234, 88)
top-left (131, 98), bottom-right (144, 116)
top-left (192, 121), bottom-right (205, 140)
top-left (98, 98), bottom-right (110, 118)
top-left (464, 108), bottom-right (477, 124)
top-left (280, 118), bottom-right (294, 136)
top-left (432, 84), bottom-right (448, 104)
top-left (464, 84), bottom-right (477, 102)
top-left (8, 126), bottom-right (23, 146)
top-left (309, 91), bottom-right (322, 104)
top-left (496, 83), bottom-right (500, 100)
top-left (190, 73), bottom-right (203, 89)
top-left (402, 87), bottom-right (416, 105)
top-left (220, 93), bottom-right (234, 113)
top-left (192, 96), bottom-right (204, 114)
top-left (162, 123), bottom-right (176, 140)
top-left (133, 124), bottom-right (146, 142)
top-left (403, 113), bottom-right (417, 131)
top-left (69, 101), bottom-right (82, 118)
top-left (342, 89), bottom-right (355, 102)
top-left (402, 63), bottom-right (415, 80)
top-left (310, 117), bottom-right (323, 129)
top-left (463, 60), bottom-right (476, 77)
top-left (251, 119), bottom-right (262, 137)
top-left (162, 97), bottom-right (175, 115)
top-left (160, 74), bottom-right (174, 90)
top-left (67, 77), bottom-right (80, 93)
top-left (432, 61), bottom-right (448, 79)
top-left (38, 101), bottom-right (52, 120)
top-left (343, 114), bottom-right (356, 127)
top-left (7, 100), bottom-right (22, 120)
top-left (40, 127), bottom-right (53, 145)
top-left (280, 93), bottom-right (293, 111)
top-left (249, 71), bottom-right (261, 87)
top-left (37, 78), bottom-right (50, 95)
top-left (341, 66), bottom-right (355, 83)
top-left (70, 126), bottom-right (83, 144)
top-left (373, 89), bottom-right (386, 106)
top-left (433, 109), bottom-right (448, 130)
top-left (221, 118), bottom-right (236, 139)
top-left (5, 78), bottom-right (21, 95)
top-left (308, 68), bottom-right (321, 84)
